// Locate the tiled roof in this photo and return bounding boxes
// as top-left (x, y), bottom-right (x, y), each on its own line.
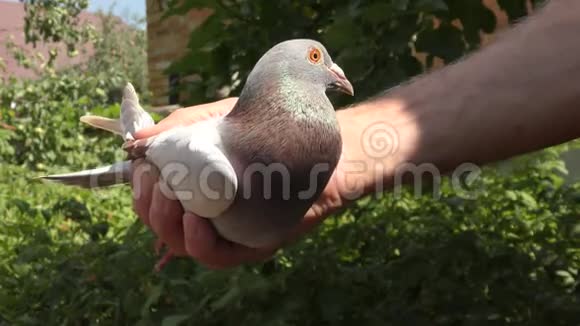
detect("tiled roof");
top-left (0, 0), bottom-right (100, 79)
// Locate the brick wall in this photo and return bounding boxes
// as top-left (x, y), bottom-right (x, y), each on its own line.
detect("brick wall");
top-left (146, 0), bottom-right (209, 107)
top-left (145, 0), bottom-right (532, 107)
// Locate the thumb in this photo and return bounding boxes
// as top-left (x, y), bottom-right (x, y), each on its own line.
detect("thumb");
top-left (134, 98), bottom-right (238, 139)
top-left (133, 117), bottom-right (182, 139)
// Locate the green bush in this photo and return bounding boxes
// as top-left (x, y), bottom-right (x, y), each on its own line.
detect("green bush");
top-left (0, 72), bottom-right (162, 170)
top-left (0, 74), bottom-right (124, 169)
top-left (1, 149), bottom-right (579, 325)
top-left (0, 1), bottom-right (150, 170)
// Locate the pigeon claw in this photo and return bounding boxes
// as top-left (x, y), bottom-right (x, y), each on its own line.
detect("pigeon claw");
top-left (154, 250), bottom-right (175, 272)
top-left (122, 138), bottom-right (149, 160)
top-left (153, 239), bottom-right (175, 272)
top-left (154, 239), bottom-right (174, 273)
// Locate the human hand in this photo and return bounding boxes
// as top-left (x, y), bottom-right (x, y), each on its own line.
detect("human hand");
top-left (131, 98), bottom-right (359, 269)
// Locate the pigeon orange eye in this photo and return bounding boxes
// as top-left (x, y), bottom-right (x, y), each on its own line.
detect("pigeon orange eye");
top-left (308, 48), bottom-right (322, 64)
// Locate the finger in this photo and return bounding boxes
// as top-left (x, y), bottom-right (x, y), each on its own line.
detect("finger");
top-left (283, 198), bottom-right (343, 245)
top-left (131, 159), bottom-right (159, 227)
top-left (148, 181), bottom-right (187, 256)
top-left (134, 98), bottom-right (238, 139)
top-left (285, 177), bottom-right (346, 242)
top-left (133, 115), bottom-right (186, 139)
top-left (293, 210), bottom-right (326, 237)
top-left (182, 213), bottom-right (275, 269)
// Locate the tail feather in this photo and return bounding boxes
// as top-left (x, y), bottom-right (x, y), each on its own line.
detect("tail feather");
top-left (39, 161), bottom-right (131, 188)
top-left (79, 82), bottom-right (155, 140)
top-left (41, 82), bottom-right (154, 189)
top-left (80, 116), bottom-right (123, 135)
top-left (120, 82), bottom-right (155, 140)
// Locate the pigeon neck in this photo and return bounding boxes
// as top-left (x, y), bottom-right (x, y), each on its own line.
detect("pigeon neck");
top-left (228, 79), bottom-right (337, 127)
top-left (278, 79), bottom-right (336, 123)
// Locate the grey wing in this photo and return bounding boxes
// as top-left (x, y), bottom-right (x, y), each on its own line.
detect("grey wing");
top-left (145, 120), bottom-right (238, 218)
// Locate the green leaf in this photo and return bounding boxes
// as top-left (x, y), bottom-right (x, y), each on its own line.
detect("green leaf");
top-left (211, 287), bottom-right (241, 310)
top-left (519, 192), bottom-right (538, 209)
top-left (393, 0), bottom-right (411, 11)
top-left (413, 0), bottom-right (449, 12)
top-left (505, 190), bottom-right (517, 201)
top-left (141, 283), bottom-right (164, 317)
top-left (497, 0), bottom-right (529, 23)
top-left (415, 23), bottom-right (465, 63)
top-left (324, 16), bottom-right (362, 49)
top-left (161, 314), bottom-right (191, 326)
top-left (362, 3), bottom-right (393, 24)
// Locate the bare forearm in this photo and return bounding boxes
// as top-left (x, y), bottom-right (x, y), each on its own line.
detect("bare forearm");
top-left (340, 0), bottom-right (580, 194)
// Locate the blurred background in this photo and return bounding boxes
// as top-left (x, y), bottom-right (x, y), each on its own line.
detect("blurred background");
top-left (0, 0), bottom-right (579, 325)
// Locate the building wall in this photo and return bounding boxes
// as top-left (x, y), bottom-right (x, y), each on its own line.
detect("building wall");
top-left (145, 0), bottom-right (209, 107)
top-left (145, 0), bottom-right (532, 107)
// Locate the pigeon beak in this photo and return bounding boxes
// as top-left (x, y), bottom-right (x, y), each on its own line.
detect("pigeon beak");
top-left (328, 63), bottom-right (354, 96)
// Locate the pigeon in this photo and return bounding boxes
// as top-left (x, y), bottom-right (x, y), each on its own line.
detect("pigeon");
top-left (40, 39), bottom-right (354, 252)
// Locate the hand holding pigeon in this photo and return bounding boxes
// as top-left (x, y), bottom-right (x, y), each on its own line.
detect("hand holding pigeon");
top-left (131, 99), bottom-right (351, 269)
top-left (41, 39), bottom-right (354, 269)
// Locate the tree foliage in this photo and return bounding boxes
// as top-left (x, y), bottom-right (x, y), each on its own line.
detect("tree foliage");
top-left (22, 0), bottom-right (97, 60)
top-left (1, 1), bottom-right (150, 168)
top-left (165, 0), bottom-right (546, 106)
top-left (1, 146), bottom-right (579, 325)
top-left (1, 1), bottom-right (579, 325)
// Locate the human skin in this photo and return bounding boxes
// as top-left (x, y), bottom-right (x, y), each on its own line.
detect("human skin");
top-left (132, 0), bottom-right (580, 269)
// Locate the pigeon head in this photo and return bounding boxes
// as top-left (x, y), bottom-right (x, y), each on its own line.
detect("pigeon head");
top-left (269, 39), bottom-right (354, 96)
top-left (228, 39), bottom-right (353, 123)
top-left (241, 39), bottom-right (354, 100)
